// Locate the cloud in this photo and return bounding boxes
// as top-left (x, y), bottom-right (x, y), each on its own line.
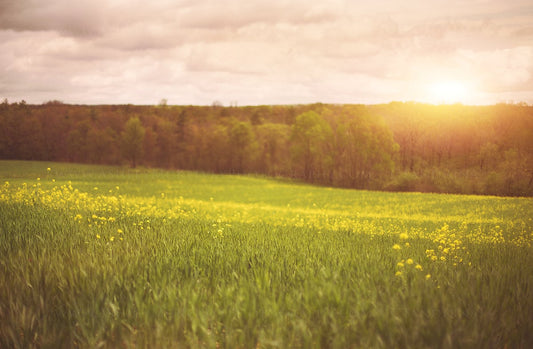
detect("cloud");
top-left (0, 0), bottom-right (106, 37)
top-left (456, 46), bottom-right (533, 92)
top-left (1, 0), bottom-right (532, 104)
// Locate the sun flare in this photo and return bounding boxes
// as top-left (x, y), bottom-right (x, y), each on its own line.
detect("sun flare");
top-left (427, 80), bottom-right (471, 104)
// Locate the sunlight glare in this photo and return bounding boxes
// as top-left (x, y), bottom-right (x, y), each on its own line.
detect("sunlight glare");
top-left (428, 81), bottom-right (470, 104)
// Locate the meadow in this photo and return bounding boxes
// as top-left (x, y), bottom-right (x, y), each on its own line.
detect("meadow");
top-left (1, 160), bottom-right (532, 348)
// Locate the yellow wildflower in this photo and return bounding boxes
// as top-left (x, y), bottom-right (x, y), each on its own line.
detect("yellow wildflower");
top-left (399, 233), bottom-right (408, 240)
top-left (392, 244), bottom-right (401, 250)
top-left (415, 264), bottom-right (423, 271)
top-left (425, 274), bottom-right (431, 280)
top-left (406, 258), bottom-right (414, 265)
top-left (96, 234), bottom-right (100, 239)
top-left (397, 262), bottom-right (405, 268)
top-left (395, 271), bottom-right (402, 276)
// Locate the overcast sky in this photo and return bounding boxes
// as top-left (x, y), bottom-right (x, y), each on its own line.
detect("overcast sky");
top-left (1, 0), bottom-right (532, 105)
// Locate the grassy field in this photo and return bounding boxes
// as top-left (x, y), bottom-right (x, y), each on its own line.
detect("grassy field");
top-left (1, 160), bottom-right (532, 348)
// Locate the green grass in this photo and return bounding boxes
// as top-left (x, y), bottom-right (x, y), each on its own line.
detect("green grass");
top-left (1, 160), bottom-right (532, 348)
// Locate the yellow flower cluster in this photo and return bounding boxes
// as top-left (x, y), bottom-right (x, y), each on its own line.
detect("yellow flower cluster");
top-left (426, 224), bottom-right (469, 267)
top-left (392, 233), bottom-right (428, 279)
top-left (2, 173), bottom-right (532, 257)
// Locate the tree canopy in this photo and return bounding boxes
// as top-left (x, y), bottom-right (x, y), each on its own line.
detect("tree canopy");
top-left (1, 100), bottom-right (532, 196)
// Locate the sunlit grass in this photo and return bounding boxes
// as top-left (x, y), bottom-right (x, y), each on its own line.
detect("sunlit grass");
top-left (1, 161), bottom-right (532, 348)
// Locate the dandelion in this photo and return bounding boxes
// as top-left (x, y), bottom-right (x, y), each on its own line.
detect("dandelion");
top-left (392, 244), bottom-right (401, 250)
top-left (96, 234), bottom-right (100, 239)
top-left (110, 236), bottom-right (115, 242)
top-left (47, 167), bottom-right (51, 172)
top-left (117, 229), bottom-right (123, 234)
top-left (425, 274), bottom-right (431, 280)
top-left (395, 271), bottom-right (402, 276)
top-left (399, 233), bottom-right (408, 240)
top-left (405, 242), bottom-right (410, 247)
top-left (415, 264), bottom-right (423, 271)
top-left (406, 258), bottom-right (414, 265)
top-left (397, 262), bottom-right (405, 268)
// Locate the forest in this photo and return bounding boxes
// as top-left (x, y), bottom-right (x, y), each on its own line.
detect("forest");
top-left (1, 99), bottom-right (532, 196)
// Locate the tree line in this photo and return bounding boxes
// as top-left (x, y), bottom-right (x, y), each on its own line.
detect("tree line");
top-left (1, 99), bottom-right (532, 196)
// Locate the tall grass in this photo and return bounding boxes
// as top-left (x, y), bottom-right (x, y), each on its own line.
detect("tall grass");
top-left (1, 160), bottom-right (532, 348)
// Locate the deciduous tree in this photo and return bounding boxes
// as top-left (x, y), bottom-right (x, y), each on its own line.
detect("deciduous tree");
top-left (290, 111), bottom-right (332, 181)
top-left (121, 117), bottom-right (145, 168)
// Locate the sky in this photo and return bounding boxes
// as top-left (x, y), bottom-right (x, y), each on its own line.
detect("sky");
top-left (1, 0), bottom-right (532, 106)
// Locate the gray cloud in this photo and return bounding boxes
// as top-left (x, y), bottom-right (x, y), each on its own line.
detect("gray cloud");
top-left (0, 0), bottom-right (106, 37)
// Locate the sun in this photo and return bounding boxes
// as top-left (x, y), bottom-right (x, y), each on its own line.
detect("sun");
top-left (427, 80), bottom-right (471, 104)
